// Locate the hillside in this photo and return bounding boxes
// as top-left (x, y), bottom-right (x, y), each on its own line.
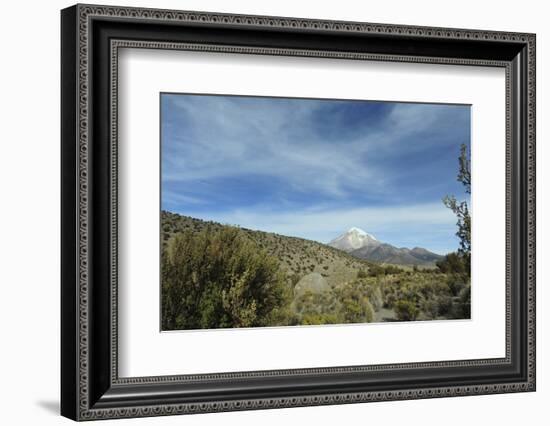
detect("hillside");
top-left (161, 211), bottom-right (470, 329)
top-left (161, 211), bottom-right (375, 287)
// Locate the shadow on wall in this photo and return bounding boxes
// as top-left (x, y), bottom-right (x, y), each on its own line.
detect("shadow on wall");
top-left (35, 400), bottom-right (59, 416)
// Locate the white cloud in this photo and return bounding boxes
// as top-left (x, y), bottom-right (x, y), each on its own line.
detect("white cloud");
top-left (162, 96), bottom-right (468, 200)
top-left (162, 189), bottom-right (206, 205)
top-left (162, 95), bottom-right (468, 253)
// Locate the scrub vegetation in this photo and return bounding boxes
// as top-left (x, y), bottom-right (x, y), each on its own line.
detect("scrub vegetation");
top-left (161, 144), bottom-right (471, 330)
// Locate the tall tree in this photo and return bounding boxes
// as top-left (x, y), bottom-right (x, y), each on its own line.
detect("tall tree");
top-left (443, 143), bottom-right (471, 266)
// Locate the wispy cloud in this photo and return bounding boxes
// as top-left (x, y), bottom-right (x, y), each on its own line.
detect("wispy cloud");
top-left (161, 93), bottom-right (470, 253)
top-left (162, 189), bottom-right (206, 206)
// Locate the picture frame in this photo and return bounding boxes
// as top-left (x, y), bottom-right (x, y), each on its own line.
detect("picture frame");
top-left (61, 3), bottom-right (536, 421)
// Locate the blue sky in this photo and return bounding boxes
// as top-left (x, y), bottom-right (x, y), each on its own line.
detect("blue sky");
top-left (161, 93), bottom-right (471, 254)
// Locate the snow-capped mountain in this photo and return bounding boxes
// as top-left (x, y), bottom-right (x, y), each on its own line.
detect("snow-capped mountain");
top-left (328, 228), bottom-right (443, 266)
top-left (328, 227), bottom-right (380, 252)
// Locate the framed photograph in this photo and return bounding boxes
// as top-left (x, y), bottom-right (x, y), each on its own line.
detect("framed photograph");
top-left (61, 4), bottom-right (536, 421)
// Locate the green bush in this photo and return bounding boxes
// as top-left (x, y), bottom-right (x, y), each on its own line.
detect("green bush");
top-left (436, 252), bottom-right (467, 274)
top-left (435, 294), bottom-right (453, 317)
top-left (293, 290), bottom-right (336, 315)
top-left (452, 283), bottom-right (471, 318)
top-left (292, 280), bottom-right (376, 325)
top-left (421, 298), bottom-right (439, 320)
top-left (368, 264), bottom-right (384, 277)
top-left (300, 313), bottom-right (340, 325)
top-left (161, 226), bottom-right (290, 330)
top-left (333, 282), bottom-right (374, 323)
top-left (357, 269), bottom-right (368, 279)
top-left (394, 299), bottom-right (419, 321)
top-left (368, 263), bottom-right (403, 277)
top-left (365, 285), bottom-right (383, 311)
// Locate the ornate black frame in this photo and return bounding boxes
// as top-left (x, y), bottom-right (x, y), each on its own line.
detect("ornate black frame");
top-left (61, 4), bottom-right (536, 421)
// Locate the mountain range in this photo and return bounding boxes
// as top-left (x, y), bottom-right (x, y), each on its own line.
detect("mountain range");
top-left (328, 227), bottom-right (443, 266)
top-left (162, 212), bottom-right (443, 270)
top-left (161, 211), bottom-right (375, 286)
